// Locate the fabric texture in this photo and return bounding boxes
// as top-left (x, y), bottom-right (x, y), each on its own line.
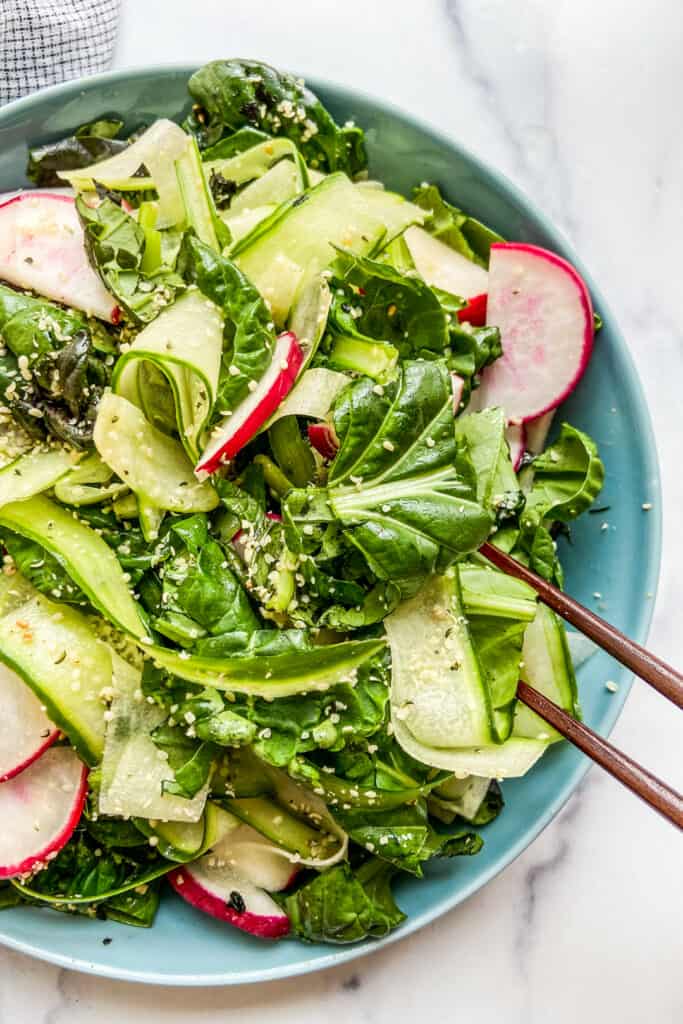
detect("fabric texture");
top-left (0, 0), bottom-right (120, 105)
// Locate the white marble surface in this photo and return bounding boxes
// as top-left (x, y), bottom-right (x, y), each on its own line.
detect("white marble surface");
top-left (1, 1), bottom-right (682, 1020)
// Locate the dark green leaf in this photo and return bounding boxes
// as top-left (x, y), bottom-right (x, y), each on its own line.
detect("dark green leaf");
top-left (412, 183), bottom-right (503, 266)
top-left (27, 119), bottom-right (127, 187)
top-left (185, 59), bottom-right (366, 175)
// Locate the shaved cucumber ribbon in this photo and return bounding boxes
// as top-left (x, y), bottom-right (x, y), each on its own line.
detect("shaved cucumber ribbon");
top-left (203, 137), bottom-right (310, 194)
top-left (58, 119), bottom-right (188, 228)
top-left (53, 452), bottom-right (129, 507)
top-left (113, 290), bottom-right (224, 461)
top-left (264, 368), bottom-right (348, 430)
top-left (94, 391), bottom-right (218, 513)
top-left (0, 448), bottom-right (81, 507)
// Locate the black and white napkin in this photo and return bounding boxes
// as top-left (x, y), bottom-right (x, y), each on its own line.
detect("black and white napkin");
top-left (0, 0), bottom-right (120, 105)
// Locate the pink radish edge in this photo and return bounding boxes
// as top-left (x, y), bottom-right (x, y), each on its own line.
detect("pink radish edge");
top-left (168, 869), bottom-right (290, 940)
top-left (196, 332), bottom-right (304, 475)
top-left (505, 422), bottom-right (527, 471)
top-left (0, 753), bottom-right (88, 879)
top-left (483, 242), bottom-right (594, 424)
top-left (307, 422), bottom-right (339, 461)
top-left (0, 729), bottom-right (60, 784)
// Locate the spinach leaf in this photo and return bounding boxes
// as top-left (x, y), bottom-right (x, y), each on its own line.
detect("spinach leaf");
top-left (327, 251), bottom-right (448, 360)
top-left (0, 285), bottom-right (112, 447)
top-left (412, 183), bottom-right (503, 266)
top-left (0, 531), bottom-right (89, 606)
top-left (27, 119), bottom-right (127, 187)
top-left (180, 235), bottom-right (276, 412)
top-left (185, 59), bottom-right (366, 176)
top-left (524, 423), bottom-right (605, 525)
top-left (336, 801), bottom-right (483, 876)
top-left (152, 514), bottom-right (258, 644)
top-left (455, 407), bottom-right (523, 521)
top-left (14, 826), bottom-right (172, 912)
top-left (282, 858), bottom-right (405, 943)
top-left (284, 361), bottom-right (492, 596)
top-left (77, 195), bottom-right (185, 323)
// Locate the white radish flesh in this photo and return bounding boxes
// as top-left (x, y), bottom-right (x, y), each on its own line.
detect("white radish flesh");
top-left (505, 422), bottom-right (526, 471)
top-left (405, 225), bottom-right (488, 298)
top-left (196, 332), bottom-right (304, 475)
top-left (0, 746), bottom-right (87, 878)
top-left (0, 663), bottom-right (58, 782)
top-left (169, 859), bottom-right (290, 939)
top-left (0, 193), bottom-right (117, 321)
top-left (477, 243), bottom-right (594, 423)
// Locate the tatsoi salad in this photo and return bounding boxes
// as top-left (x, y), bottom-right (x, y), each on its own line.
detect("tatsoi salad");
top-left (0, 60), bottom-right (604, 944)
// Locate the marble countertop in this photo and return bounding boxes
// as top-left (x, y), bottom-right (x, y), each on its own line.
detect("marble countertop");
top-left (1, 1), bottom-right (681, 1020)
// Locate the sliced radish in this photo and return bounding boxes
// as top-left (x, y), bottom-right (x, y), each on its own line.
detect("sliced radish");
top-left (196, 332), bottom-right (304, 475)
top-left (307, 422), bottom-right (339, 461)
top-left (0, 746), bottom-right (87, 878)
top-left (0, 664), bottom-right (58, 783)
top-left (210, 823), bottom-right (299, 892)
top-left (169, 853), bottom-right (290, 939)
top-left (525, 410), bottom-right (555, 455)
top-left (0, 193), bottom-right (118, 321)
top-left (477, 243), bottom-right (593, 423)
top-left (457, 292), bottom-right (487, 326)
top-left (505, 422), bottom-right (526, 471)
top-left (405, 226), bottom-right (488, 298)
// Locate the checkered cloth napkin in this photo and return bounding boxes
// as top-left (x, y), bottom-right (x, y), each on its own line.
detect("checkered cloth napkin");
top-left (0, 0), bottom-right (120, 105)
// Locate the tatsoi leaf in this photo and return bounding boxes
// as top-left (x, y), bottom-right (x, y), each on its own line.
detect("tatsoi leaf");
top-left (77, 196), bottom-right (185, 323)
top-left (27, 119), bottom-right (127, 187)
top-left (282, 859), bottom-right (405, 943)
top-left (180, 235), bottom-right (276, 413)
top-left (185, 59), bottom-right (367, 175)
top-left (524, 423), bottom-right (605, 524)
top-left (412, 183), bottom-right (503, 266)
top-left (328, 251), bottom-right (448, 360)
top-left (285, 361), bottom-right (493, 596)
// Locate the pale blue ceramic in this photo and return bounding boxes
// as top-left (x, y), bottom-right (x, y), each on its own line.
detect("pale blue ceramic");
top-left (0, 67), bottom-right (661, 985)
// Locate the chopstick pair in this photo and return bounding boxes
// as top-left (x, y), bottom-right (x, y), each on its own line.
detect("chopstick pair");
top-left (479, 542), bottom-right (683, 830)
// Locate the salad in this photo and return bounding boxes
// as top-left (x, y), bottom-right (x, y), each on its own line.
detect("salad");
top-left (0, 59), bottom-right (605, 944)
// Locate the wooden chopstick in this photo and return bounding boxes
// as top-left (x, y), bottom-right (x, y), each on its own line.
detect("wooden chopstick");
top-left (517, 681), bottom-right (683, 829)
top-left (480, 542), bottom-right (683, 709)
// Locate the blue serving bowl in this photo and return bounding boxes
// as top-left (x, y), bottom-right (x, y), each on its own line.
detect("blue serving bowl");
top-left (0, 66), bottom-right (661, 985)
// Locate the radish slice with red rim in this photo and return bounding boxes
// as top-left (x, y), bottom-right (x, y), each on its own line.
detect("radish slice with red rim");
top-left (477, 243), bottom-right (594, 423)
top-left (169, 860), bottom-right (290, 939)
top-left (0, 664), bottom-right (58, 783)
top-left (196, 332), bottom-right (304, 475)
top-left (0, 746), bottom-right (87, 878)
top-left (457, 292), bottom-right (488, 326)
top-left (307, 422), bottom-right (339, 461)
top-left (0, 193), bottom-right (118, 322)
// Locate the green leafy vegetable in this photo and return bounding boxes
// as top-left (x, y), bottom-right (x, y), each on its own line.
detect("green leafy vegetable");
top-left (412, 183), bottom-right (503, 266)
top-left (180, 234), bottom-right (277, 412)
top-left (185, 59), bottom-right (366, 176)
top-left (285, 361), bottom-right (492, 596)
top-left (282, 858), bottom-right (405, 943)
top-left (77, 195), bottom-right (185, 323)
top-left (523, 423), bottom-right (605, 525)
top-left (27, 119), bottom-right (127, 187)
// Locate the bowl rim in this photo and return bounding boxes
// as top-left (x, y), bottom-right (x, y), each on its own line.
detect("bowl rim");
top-left (0, 63), bottom-right (663, 986)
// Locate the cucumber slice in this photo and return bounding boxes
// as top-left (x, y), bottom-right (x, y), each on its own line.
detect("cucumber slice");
top-left (265, 368), bottom-right (348, 429)
top-left (514, 604), bottom-right (579, 740)
top-left (59, 119), bottom-right (189, 228)
top-left (53, 452), bottom-right (128, 507)
top-left (221, 204), bottom-right (276, 245)
top-left (203, 137), bottom-right (308, 191)
top-left (113, 289), bottom-right (224, 461)
top-left (233, 173), bottom-right (423, 324)
top-left (0, 493), bottom-right (145, 637)
top-left (0, 573), bottom-right (110, 763)
top-left (230, 160), bottom-right (301, 212)
top-left (135, 802), bottom-right (239, 862)
top-left (386, 571), bottom-right (494, 750)
top-left (99, 653), bottom-right (210, 824)
top-left (0, 449), bottom-right (79, 507)
top-left (137, 497), bottom-right (164, 542)
top-left (94, 392), bottom-right (218, 513)
top-left (287, 273), bottom-right (332, 369)
top-left (175, 137), bottom-right (223, 250)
